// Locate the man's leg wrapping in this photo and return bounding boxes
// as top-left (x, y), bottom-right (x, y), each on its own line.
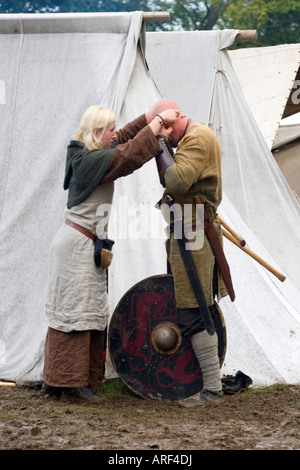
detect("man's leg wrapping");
top-left (191, 329), bottom-right (222, 393)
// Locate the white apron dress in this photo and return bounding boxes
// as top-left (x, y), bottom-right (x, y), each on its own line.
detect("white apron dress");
top-left (45, 182), bottom-right (114, 332)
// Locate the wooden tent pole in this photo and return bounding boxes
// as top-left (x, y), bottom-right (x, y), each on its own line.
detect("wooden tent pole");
top-left (142, 14), bottom-right (257, 43)
top-left (142, 12), bottom-right (170, 22)
top-left (235, 30), bottom-right (257, 42)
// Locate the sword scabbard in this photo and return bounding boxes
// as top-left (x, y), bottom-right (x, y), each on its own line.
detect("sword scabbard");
top-left (165, 194), bottom-right (215, 335)
top-left (194, 195), bottom-right (235, 302)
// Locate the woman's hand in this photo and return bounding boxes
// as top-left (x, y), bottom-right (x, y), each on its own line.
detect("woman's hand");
top-left (157, 109), bottom-right (179, 127)
top-left (148, 109), bottom-right (179, 135)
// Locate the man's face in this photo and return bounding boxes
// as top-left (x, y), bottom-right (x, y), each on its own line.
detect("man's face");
top-left (161, 114), bottom-right (188, 148)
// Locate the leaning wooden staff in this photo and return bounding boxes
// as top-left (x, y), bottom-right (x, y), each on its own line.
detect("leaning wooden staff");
top-left (217, 215), bottom-right (286, 283)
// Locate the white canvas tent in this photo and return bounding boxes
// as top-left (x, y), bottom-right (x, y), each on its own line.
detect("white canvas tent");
top-left (228, 44), bottom-right (300, 196)
top-left (228, 44), bottom-right (300, 150)
top-left (1, 13), bottom-right (300, 390)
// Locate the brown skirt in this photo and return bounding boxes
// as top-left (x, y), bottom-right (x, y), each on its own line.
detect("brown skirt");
top-left (43, 327), bottom-right (105, 389)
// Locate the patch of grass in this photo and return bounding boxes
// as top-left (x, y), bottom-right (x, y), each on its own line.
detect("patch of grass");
top-left (97, 378), bottom-right (134, 397)
top-left (245, 383), bottom-right (295, 395)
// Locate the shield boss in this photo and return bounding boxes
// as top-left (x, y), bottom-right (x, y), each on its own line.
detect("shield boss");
top-left (108, 274), bottom-right (226, 401)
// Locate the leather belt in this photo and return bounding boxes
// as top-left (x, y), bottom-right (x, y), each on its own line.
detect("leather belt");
top-left (65, 219), bottom-right (96, 241)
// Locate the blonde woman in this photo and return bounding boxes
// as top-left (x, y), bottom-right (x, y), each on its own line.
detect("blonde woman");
top-left (43, 104), bottom-right (178, 401)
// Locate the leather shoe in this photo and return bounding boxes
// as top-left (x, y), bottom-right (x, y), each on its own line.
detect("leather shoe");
top-left (61, 386), bottom-right (102, 402)
top-left (42, 382), bottom-right (62, 398)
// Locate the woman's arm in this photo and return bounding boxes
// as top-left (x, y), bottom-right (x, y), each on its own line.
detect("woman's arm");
top-left (116, 109), bottom-right (177, 143)
top-left (101, 126), bottom-right (162, 184)
top-left (102, 109), bottom-right (179, 184)
top-left (116, 114), bottom-right (148, 144)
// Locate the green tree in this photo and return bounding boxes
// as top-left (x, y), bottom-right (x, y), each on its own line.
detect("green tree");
top-left (0, 0), bottom-right (150, 13)
top-left (152, 0), bottom-right (230, 31)
top-left (153, 0), bottom-right (300, 45)
top-left (220, 0), bottom-right (300, 46)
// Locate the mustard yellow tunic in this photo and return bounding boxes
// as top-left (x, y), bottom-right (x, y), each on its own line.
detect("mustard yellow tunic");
top-left (162, 122), bottom-right (228, 308)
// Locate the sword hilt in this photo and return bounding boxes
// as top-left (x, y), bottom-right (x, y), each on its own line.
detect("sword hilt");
top-left (164, 195), bottom-right (184, 239)
top-left (164, 194), bottom-right (175, 210)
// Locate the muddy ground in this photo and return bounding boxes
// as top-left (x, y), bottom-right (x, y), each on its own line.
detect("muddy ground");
top-left (1, 380), bottom-right (300, 454)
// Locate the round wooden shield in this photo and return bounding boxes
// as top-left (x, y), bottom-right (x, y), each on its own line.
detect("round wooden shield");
top-left (108, 274), bottom-right (226, 401)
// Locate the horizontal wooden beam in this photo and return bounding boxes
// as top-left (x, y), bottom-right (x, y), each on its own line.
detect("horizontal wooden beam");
top-left (235, 30), bottom-right (257, 42)
top-left (142, 12), bottom-right (170, 22)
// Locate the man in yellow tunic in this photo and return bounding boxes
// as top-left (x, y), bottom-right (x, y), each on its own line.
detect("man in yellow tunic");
top-left (148, 99), bottom-right (229, 404)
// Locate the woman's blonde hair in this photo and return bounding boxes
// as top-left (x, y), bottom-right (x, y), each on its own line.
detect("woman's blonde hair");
top-left (75, 105), bottom-right (116, 150)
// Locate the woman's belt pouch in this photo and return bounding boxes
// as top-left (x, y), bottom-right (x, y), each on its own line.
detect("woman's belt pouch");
top-left (94, 237), bottom-right (115, 269)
